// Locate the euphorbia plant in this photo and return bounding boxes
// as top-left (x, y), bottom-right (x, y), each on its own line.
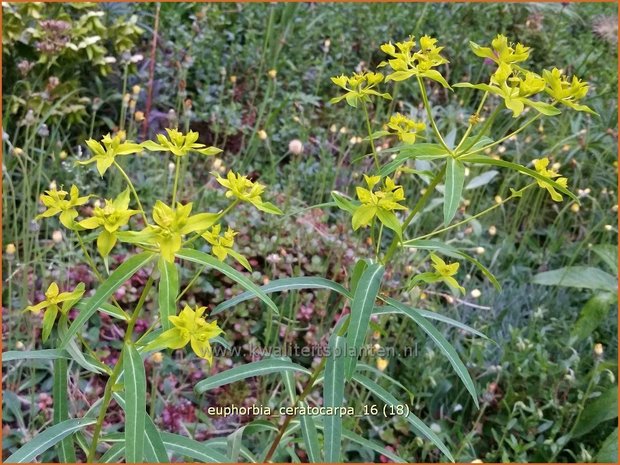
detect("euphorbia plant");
top-left (4, 33), bottom-right (590, 464)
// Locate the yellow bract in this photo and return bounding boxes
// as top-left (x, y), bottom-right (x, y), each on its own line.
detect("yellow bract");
top-left (386, 113), bottom-right (426, 144)
top-left (141, 128), bottom-right (222, 157)
top-left (80, 133), bottom-right (142, 176)
top-left (37, 185), bottom-right (90, 229)
top-left (533, 157), bottom-right (568, 202)
top-left (78, 188), bottom-right (139, 257)
top-left (24, 282), bottom-right (85, 341)
top-left (202, 225), bottom-right (252, 271)
top-left (543, 68), bottom-right (594, 114)
top-left (148, 305), bottom-right (223, 365)
top-left (330, 71), bottom-right (392, 108)
top-left (470, 34), bottom-right (530, 65)
top-left (129, 201), bottom-right (219, 262)
top-left (352, 175), bottom-right (406, 236)
top-left (215, 171), bottom-right (282, 215)
top-left (378, 35), bottom-right (450, 88)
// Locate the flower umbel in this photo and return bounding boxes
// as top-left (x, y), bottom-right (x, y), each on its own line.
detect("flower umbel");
top-left (202, 224), bottom-right (251, 271)
top-left (469, 34), bottom-right (530, 65)
top-left (146, 305), bottom-right (223, 364)
top-left (141, 128), bottom-right (223, 157)
top-left (378, 35), bottom-right (450, 88)
top-left (215, 171), bottom-right (282, 214)
top-left (122, 201), bottom-right (219, 262)
top-left (543, 68), bottom-right (595, 114)
top-left (37, 185), bottom-right (90, 229)
top-left (25, 282), bottom-right (85, 341)
top-left (330, 71), bottom-right (392, 108)
top-left (533, 157), bottom-right (568, 202)
top-left (410, 254), bottom-right (465, 294)
top-left (80, 133), bottom-right (142, 176)
top-left (386, 113), bottom-right (426, 144)
top-left (352, 175), bottom-right (406, 237)
top-left (78, 188), bottom-right (139, 257)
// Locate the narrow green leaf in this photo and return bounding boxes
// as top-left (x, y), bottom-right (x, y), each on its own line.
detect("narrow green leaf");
top-left (379, 143), bottom-right (450, 177)
top-left (2, 349), bottom-right (70, 362)
top-left (341, 427), bottom-right (406, 463)
top-left (124, 344), bottom-right (147, 463)
top-left (331, 191), bottom-right (359, 215)
top-left (161, 432), bottom-right (229, 462)
top-left (591, 244), bottom-right (618, 276)
top-left (113, 393), bottom-right (169, 462)
top-left (226, 425), bottom-right (246, 462)
top-left (158, 257), bottom-right (179, 330)
top-left (345, 264), bottom-right (384, 379)
top-left (61, 252), bottom-right (155, 347)
top-left (5, 418), bottom-right (96, 463)
top-left (353, 373), bottom-right (454, 462)
top-left (53, 358), bottom-right (76, 462)
top-left (195, 359), bottom-right (310, 393)
top-left (382, 297), bottom-right (479, 408)
top-left (299, 401), bottom-right (321, 462)
top-left (177, 248), bottom-right (278, 313)
top-left (403, 239), bottom-right (501, 290)
top-left (349, 259), bottom-right (368, 294)
top-left (444, 157), bottom-right (465, 225)
top-left (324, 335), bottom-right (346, 462)
top-left (460, 155), bottom-right (578, 201)
top-left (100, 443), bottom-right (125, 463)
top-left (533, 266), bottom-right (617, 292)
top-left (372, 306), bottom-right (490, 341)
top-left (212, 277), bottom-right (350, 315)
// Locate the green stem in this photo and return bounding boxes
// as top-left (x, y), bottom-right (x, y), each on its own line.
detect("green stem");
top-left (362, 101), bottom-right (379, 170)
top-left (453, 91), bottom-right (489, 153)
top-left (417, 77), bottom-right (451, 154)
top-left (114, 161), bottom-right (148, 224)
top-left (86, 275), bottom-right (154, 462)
top-left (409, 184), bottom-right (535, 242)
top-left (383, 164), bottom-right (447, 263)
top-left (172, 158), bottom-right (181, 206)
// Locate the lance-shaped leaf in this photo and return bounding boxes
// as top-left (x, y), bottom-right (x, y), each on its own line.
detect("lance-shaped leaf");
top-left (123, 344), bottom-right (147, 463)
top-left (157, 257), bottom-right (179, 330)
top-left (161, 432), bottom-right (229, 462)
top-left (53, 358), bottom-right (76, 462)
top-left (444, 157), bottom-right (465, 225)
top-left (323, 335), bottom-right (347, 462)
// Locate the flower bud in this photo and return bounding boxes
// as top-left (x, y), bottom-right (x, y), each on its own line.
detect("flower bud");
top-left (470, 289), bottom-right (481, 298)
top-left (151, 352), bottom-right (164, 364)
top-left (134, 111), bottom-right (145, 122)
top-left (376, 358), bottom-right (389, 372)
top-left (594, 343), bottom-right (604, 356)
top-left (52, 230), bottom-right (63, 244)
top-left (132, 85), bottom-right (141, 95)
top-left (268, 69), bottom-right (277, 79)
top-left (288, 139), bottom-right (304, 155)
top-left (6, 243), bottom-right (16, 256)
top-left (258, 130), bottom-right (268, 141)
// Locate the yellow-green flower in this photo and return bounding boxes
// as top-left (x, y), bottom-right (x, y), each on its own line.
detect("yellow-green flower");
top-left (146, 305), bottom-right (223, 364)
top-left (352, 175), bottom-right (406, 237)
top-left (455, 62), bottom-right (559, 118)
top-left (25, 282), bottom-right (85, 341)
top-left (410, 254), bottom-right (465, 294)
top-left (202, 225), bottom-right (251, 271)
top-left (533, 157), bottom-right (568, 202)
top-left (123, 201), bottom-right (219, 262)
top-left (469, 34), bottom-right (530, 65)
top-left (37, 185), bottom-right (90, 229)
top-left (330, 71), bottom-right (392, 108)
top-left (78, 188), bottom-right (139, 257)
top-left (215, 171), bottom-right (282, 215)
top-left (378, 35), bottom-right (450, 88)
top-left (141, 128), bottom-right (223, 157)
top-left (543, 68), bottom-right (595, 114)
top-left (80, 133), bottom-right (143, 176)
top-left (386, 113), bottom-right (426, 144)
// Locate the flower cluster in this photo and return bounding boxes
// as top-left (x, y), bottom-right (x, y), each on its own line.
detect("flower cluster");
top-left (386, 113), bottom-right (426, 144)
top-left (330, 72), bottom-right (392, 108)
top-left (353, 175), bottom-right (407, 237)
top-left (532, 157), bottom-right (568, 202)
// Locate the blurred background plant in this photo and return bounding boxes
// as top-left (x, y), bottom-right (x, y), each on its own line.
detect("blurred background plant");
top-left (2, 2), bottom-right (617, 463)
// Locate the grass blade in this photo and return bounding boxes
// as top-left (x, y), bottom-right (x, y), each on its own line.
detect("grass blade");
top-left (5, 418), bottom-right (96, 463)
top-left (100, 443), bottom-right (125, 463)
top-left (53, 358), bottom-right (76, 462)
top-left (123, 344), bottom-right (147, 463)
top-left (212, 277), bottom-right (351, 315)
top-left (299, 401), bottom-right (321, 462)
top-left (177, 248), bottom-right (278, 313)
top-left (382, 297), bottom-right (479, 408)
top-left (195, 359), bottom-right (311, 393)
top-left (157, 256), bottom-right (179, 330)
top-left (323, 335), bottom-right (346, 462)
top-left (353, 373), bottom-right (454, 462)
top-left (60, 252), bottom-right (155, 347)
top-left (3, 349), bottom-right (70, 362)
top-left (444, 157), bottom-right (465, 225)
top-left (161, 432), bottom-right (229, 462)
top-left (345, 263), bottom-right (384, 379)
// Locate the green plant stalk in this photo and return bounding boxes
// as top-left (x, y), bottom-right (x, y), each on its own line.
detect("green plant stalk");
top-left (114, 161), bottom-right (148, 224)
top-left (417, 76), bottom-right (451, 154)
top-left (409, 183), bottom-right (535, 242)
top-left (86, 275), bottom-right (154, 462)
top-left (362, 101), bottom-right (380, 170)
top-left (454, 91), bottom-right (489, 153)
top-left (172, 158), bottom-right (181, 206)
top-left (382, 164), bottom-right (447, 263)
